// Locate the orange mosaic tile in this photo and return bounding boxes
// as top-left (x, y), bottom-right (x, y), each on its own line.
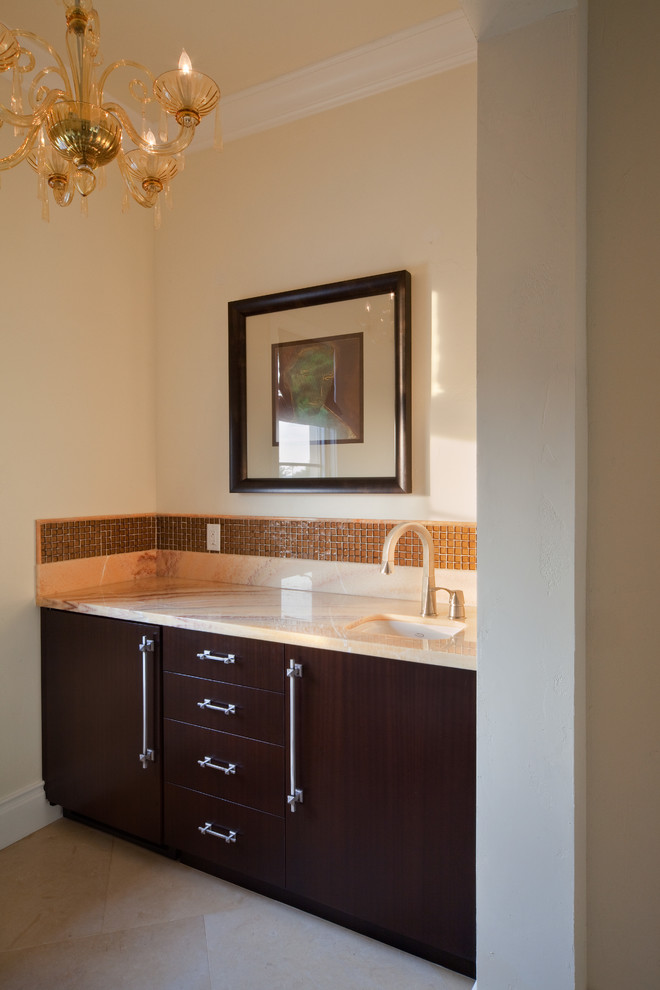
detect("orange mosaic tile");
top-left (38, 515), bottom-right (477, 570)
top-left (39, 515), bottom-right (156, 563)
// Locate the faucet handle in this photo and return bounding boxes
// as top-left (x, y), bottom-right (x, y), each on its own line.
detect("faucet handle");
top-left (434, 588), bottom-right (466, 620)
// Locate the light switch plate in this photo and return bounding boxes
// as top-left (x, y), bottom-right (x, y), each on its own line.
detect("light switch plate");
top-left (206, 523), bottom-right (221, 552)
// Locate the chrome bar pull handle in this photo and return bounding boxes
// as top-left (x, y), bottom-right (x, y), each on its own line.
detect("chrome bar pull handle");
top-left (198, 822), bottom-right (237, 843)
top-left (196, 649), bottom-right (236, 664)
top-left (197, 698), bottom-right (236, 716)
top-left (138, 635), bottom-right (155, 769)
top-left (286, 659), bottom-right (303, 812)
top-left (197, 756), bottom-right (237, 775)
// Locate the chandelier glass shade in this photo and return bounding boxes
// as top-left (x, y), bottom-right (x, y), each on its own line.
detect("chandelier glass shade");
top-left (0, 1), bottom-right (220, 224)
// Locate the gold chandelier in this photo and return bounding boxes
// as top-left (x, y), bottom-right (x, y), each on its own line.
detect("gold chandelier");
top-left (0, 1), bottom-right (220, 225)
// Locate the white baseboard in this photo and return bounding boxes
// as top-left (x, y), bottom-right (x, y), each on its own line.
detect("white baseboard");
top-left (0, 781), bottom-right (61, 850)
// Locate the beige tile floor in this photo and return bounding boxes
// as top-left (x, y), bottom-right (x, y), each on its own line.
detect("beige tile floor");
top-left (0, 818), bottom-right (475, 990)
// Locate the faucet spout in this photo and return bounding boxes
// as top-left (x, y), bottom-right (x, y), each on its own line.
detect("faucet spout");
top-left (380, 522), bottom-right (438, 617)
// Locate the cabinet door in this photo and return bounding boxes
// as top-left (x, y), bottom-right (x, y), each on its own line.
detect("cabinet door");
top-left (41, 609), bottom-right (162, 845)
top-left (285, 646), bottom-right (475, 973)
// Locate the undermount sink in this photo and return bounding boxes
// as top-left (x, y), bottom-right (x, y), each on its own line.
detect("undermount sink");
top-left (346, 614), bottom-right (466, 642)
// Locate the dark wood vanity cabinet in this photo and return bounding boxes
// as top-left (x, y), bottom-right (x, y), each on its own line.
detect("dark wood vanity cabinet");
top-left (41, 612), bottom-right (475, 977)
top-left (41, 609), bottom-right (162, 845)
top-left (160, 631), bottom-right (475, 975)
top-left (285, 645), bottom-right (476, 974)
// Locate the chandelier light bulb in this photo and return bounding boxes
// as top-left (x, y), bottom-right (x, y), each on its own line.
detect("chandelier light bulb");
top-left (0, 3), bottom-right (221, 221)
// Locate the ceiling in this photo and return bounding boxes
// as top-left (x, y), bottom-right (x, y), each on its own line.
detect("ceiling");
top-left (1, 0), bottom-right (461, 98)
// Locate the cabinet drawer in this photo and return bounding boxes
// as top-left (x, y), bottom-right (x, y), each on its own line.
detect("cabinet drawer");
top-left (164, 783), bottom-right (285, 887)
top-left (164, 672), bottom-right (284, 744)
top-left (163, 627), bottom-right (284, 692)
top-left (164, 719), bottom-right (285, 817)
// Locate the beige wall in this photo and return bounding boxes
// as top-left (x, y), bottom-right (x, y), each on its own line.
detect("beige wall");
top-left (0, 168), bottom-right (156, 808)
top-left (154, 68), bottom-right (477, 521)
top-left (587, 1), bottom-right (660, 986)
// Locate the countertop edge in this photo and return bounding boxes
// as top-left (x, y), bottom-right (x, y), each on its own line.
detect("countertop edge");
top-left (36, 580), bottom-right (477, 672)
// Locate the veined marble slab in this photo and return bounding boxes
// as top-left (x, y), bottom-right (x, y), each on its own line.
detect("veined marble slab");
top-left (36, 551), bottom-right (158, 597)
top-left (36, 549), bottom-right (478, 605)
top-left (37, 576), bottom-right (476, 671)
top-left (157, 550), bottom-right (478, 603)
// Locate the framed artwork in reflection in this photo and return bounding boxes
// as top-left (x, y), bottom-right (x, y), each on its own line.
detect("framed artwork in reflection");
top-left (271, 331), bottom-right (364, 447)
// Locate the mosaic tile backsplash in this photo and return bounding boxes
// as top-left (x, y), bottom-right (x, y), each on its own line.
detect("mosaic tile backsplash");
top-left (39, 515), bottom-right (477, 570)
top-left (39, 516), bottom-right (156, 563)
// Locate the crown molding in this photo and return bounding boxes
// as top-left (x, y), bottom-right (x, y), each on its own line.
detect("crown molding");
top-left (461, 0), bottom-right (576, 41)
top-left (210, 11), bottom-right (476, 146)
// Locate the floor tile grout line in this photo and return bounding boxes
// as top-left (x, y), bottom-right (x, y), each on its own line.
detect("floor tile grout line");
top-left (99, 835), bottom-right (116, 935)
top-left (202, 915), bottom-right (215, 990)
top-left (0, 927), bottom-right (121, 957)
top-left (0, 915), bottom-right (215, 957)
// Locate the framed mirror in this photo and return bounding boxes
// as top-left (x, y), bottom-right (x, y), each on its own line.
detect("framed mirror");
top-left (228, 270), bottom-right (411, 493)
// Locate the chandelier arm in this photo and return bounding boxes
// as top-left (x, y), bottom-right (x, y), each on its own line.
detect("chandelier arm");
top-left (13, 30), bottom-right (72, 95)
top-left (103, 101), bottom-right (196, 155)
top-left (128, 186), bottom-right (157, 208)
top-left (97, 58), bottom-right (156, 104)
top-left (86, 8), bottom-right (101, 59)
top-left (28, 69), bottom-right (70, 113)
top-left (0, 123), bottom-right (39, 171)
top-left (11, 47), bottom-right (36, 75)
top-left (0, 87), bottom-right (66, 130)
top-left (116, 151), bottom-right (159, 209)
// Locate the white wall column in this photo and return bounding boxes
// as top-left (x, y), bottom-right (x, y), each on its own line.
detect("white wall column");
top-left (473, 4), bottom-right (587, 987)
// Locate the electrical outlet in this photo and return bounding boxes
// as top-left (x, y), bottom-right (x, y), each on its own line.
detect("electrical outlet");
top-left (206, 523), bottom-right (221, 552)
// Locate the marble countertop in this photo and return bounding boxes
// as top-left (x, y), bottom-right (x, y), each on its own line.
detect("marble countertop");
top-left (37, 577), bottom-right (476, 671)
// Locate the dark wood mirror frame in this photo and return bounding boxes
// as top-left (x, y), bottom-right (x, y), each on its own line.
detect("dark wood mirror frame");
top-left (228, 270), bottom-right (411, 494)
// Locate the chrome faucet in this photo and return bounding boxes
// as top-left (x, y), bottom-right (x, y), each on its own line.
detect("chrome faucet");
top-left (380, 522), bottom-right (466, 620)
